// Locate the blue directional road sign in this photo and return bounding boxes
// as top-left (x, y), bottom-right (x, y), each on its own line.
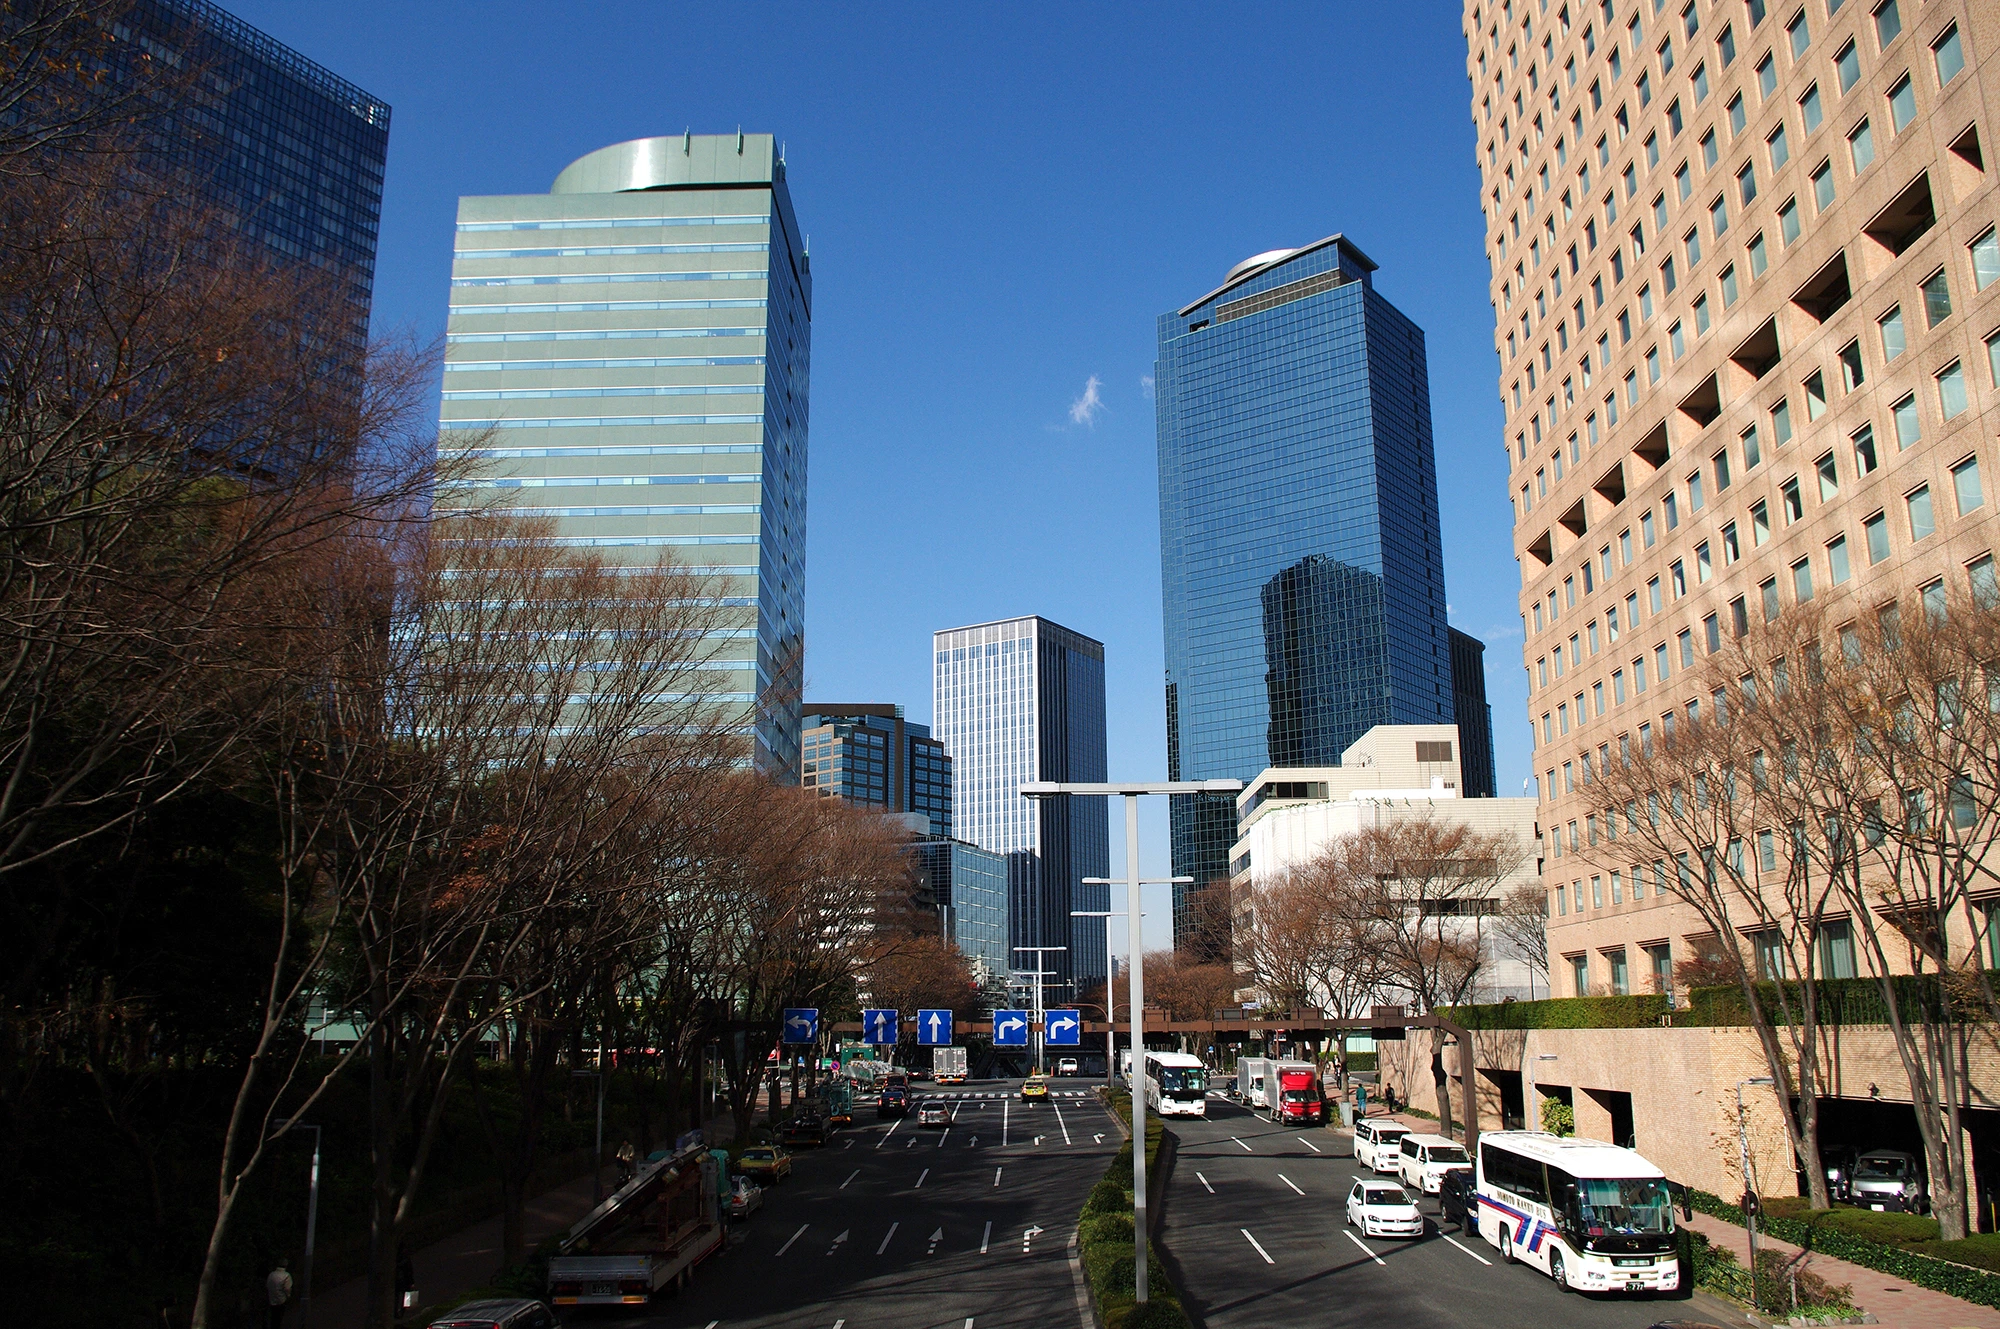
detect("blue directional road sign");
top-left (1044, 1010), bottom-right (1082, 1045)
top-left (991, 1010), bottom-right (1030, 1046)
top-left (781, 1008), bottom-right (819, 1044)
top-left (916, 1009), bottom-right (954, 1046)
top-left (862, 1008), bottom-right (900, 1045)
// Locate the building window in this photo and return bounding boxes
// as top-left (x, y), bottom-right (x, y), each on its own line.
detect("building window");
top-left (1793, 557), bottom-right (1815, 602)
top-left (1973, 229), bottom-right (2000, 292)
top-left (1788, 10), bottom-right (1810, 59)
top-left (1819, 919), bottom-right (1857, 978)
top-left (1865, 509), bottom-right (1890, 563)
top-left (1835, 40), bottom-right (1861, 93)
top-left (1570, 954), bottom-right (1589, 995)
top-left (1888, 74), bottom-right (1916, 133)
top-left (1908, 484), bottom-right (1936, 540)
top-left (1849, 119), bottom-right (1875, 172)
top-left (1751, 498), bottom-right (1770, 544)
top-left (1829, 535), bottom-right (1852, 585)
top-left (1801, 82), bottom-right (1824, 132)
top-left (1971, 555), bottom-right (2000, 609)
top-left (1934, 25), bottom-right (1965, 86)
top-left (1892, 392), bottom-right (1921, 448)
top-left (1817, 450), bottom-right (1839, 501)
top-left (1939, 360), bottom-right (1968, 420)
top-left (1761, 576), bottom-right (1781, 620)
top-left (1811, 161), bottom-right (1836, 212)
top-left (1779, 197), bottom-right (1802, 244)
top-left (1954, 456), bottom-right (1984, 515)
top-left (1923, 267), bottom-right (1953, 326)
top-left (1839, 340), bottom-right (1865, 393)
top-left (1772, 397), bottom-right (1792, 446)
top-left (1879, 305), bottom-right (1905, 361)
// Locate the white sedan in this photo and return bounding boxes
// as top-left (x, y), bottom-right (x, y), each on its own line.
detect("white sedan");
top-left (1346, 1180), bottom-right (1424, 1239)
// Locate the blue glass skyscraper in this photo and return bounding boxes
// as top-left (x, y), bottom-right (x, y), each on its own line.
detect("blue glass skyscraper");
top-left (1157, 235), bottom-right (1479, 945)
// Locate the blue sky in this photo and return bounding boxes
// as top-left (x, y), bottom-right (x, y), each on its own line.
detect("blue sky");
top-left (235, 2), bottom-right (1521, 950)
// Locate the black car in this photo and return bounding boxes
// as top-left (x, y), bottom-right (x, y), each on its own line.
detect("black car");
top-left (877, 1088), bottom-right (910, 1119)
top-left (781, 1115), bottom-right (827, 1147)
top-left (1437, 1165), bottom-right (1476, 1231)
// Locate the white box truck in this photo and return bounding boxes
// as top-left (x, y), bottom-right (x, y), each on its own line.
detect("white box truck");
top-left (1238, 1057), bottom-right (1327, 1125)
top-left (932, 1045), bottom-right (967, 1083)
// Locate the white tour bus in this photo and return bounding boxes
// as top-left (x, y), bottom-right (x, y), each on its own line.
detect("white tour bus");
top-left (1475, 1131), bottom-right (1683, 1295)
top-left (1143, 1052), bottom-right (1209, 1118)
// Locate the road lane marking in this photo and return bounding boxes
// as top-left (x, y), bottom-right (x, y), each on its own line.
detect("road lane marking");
top-left (1231, 1136), bottom-right (1254, 1152)
top-left (928, 1226), bottom-right (944, 1254)
top-left (994, 1166), bottom-right (1003, 1187)
top-left (940, 1128), bottom-right (951, 1148)
top-left (1278, 1174), bottom-right (1305, 1196)
top-left (1442, 1232), bottom-right (1493, 1265)
top-left (844, 1139), bottom-right (854, 1149)
top-left (1023, 1223), bottom-right (1045, 1252)
top-left (877, 1221), bottom-right (899, 1254)
top-left (833, 1322), bottom-right (844, 1329)
top-left (981, 1219), bottom-right (992, 1253)
top-left (907, 1137), bottom-right (917, 1148)
top-left (1054, 1105), bottom-right (1071, 1144)
top-left (1297, 1137), bottom-right (1322, 1153)
top-left (703, 1323), bottom-right (718, 1329)
top-left (877, 1119), bottom-right (902, 1149)
top-left (826, 1228), bottom-right (849, 1256)
top-left (915, 1167), bottom-right (930, 1189)
top-left (1094, 1133), bottom-right (1104, 1143)
top-left (1344, 1230), bottom-right (1385, 1265)
top-left (775, 1223), bottom-right (808, 1256)
top-left (841, 1169), bottom-right (859, 1189)
top-left (1241, 1228), bottom-right (1275, 1264)
top-left (1195, 1171), bottom-right (1214, 1193)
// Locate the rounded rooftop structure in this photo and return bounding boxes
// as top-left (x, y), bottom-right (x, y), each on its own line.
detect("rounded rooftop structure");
top-left (551, 131), bottom-right (775, 194)
top-left (1226, 248), bottom-right (1298, 283)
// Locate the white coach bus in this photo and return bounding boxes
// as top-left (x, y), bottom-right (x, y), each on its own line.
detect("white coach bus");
top-left (1475, 1131), bottom-right (1683, 1295)
top-left (1143, 1052), bottom-right (1209, 1118)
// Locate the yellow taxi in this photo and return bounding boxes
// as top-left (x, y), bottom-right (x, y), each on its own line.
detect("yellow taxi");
top-left (736, 1144), bottom-right (792, 1182)
top-left (1020, 1075), bottom-right (1050, 1101)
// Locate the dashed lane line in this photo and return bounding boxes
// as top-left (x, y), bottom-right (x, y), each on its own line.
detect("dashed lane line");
top-left (981, 1219), bottom-right (992, 1254)
top-left (1278, 1174), bottom-right (1305, 1196)
top-left (840, 1169), bottom-right (859, 1189)
top-left (1441, 1232), bottom-right (1493, 1265)
top-left (775, 1223), bottom-right (808, 1257)
top-left (1196, 1171), bottom-right (1214, 1194)
top-left (1231, 1136), bottom-right (1254, 1152)
top-left (1002, 1099), bottom-right (1010, 1147)
top-left (994, 1166), bottom-right (1003, 1187)
top-left (915, 1167), bottom-right (930, 1190)
top-left (1344, 1230), bottom-right (1385, 1266)
top-left (1054, 1104), bottom-right (1071, 1144)
top-left (939, 1127), bottom-right (951, 1148)
top-left (877, 1221), bottom-right (899, 1255)
top-left (876, 1119), bottom-right (902, 1149)
top-left (1297, 1137), bottom-right (1322, 1153)
top-left (1241, 1228), bottom-right (1275, 1264)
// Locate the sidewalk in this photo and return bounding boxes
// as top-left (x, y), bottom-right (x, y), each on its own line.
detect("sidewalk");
top-left (302, 1168), bottom-right (605, 1329)
top-left (1683, 1209), bottom-right (2000, 1329)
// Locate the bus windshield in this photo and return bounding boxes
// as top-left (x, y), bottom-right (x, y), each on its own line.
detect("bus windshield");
top-left (1575, 1177), bottom-right (1676, 1235)
top-left (1157, 1066), bottom-right (1206, 1095)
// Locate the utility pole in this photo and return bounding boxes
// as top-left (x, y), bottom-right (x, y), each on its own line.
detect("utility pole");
top-left (1078, 874), bottom-right (1186, 1089)
top-left (275, 1122), bottom-right (322, 1328)
top-left (1022, 778), bottom-right (1241, 1308)
top-left (1737, 1075), bottom-right (1776, 1310)
top-left (1013, 946), bottom-right (1064, 1074)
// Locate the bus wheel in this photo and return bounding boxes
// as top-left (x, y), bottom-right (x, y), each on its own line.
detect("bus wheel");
top-left (1498, 1229), bottom-right (1514, 1264)
top-left (1549, 1250), bottom-right (1571, 1292)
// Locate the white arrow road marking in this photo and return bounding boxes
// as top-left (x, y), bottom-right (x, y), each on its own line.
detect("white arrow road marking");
top-left (1035, 1135), bottom-right (1045, 1146)
top-left (844, 1139), bottom-right (855, 1149)
top-left (877, 1119), bottom-right (902, 1149)
top-left (915, 1167), bottom-right (930, 1189)
top-left (876, 1221), bottom-right (899, 1255)
top-left (906, 1137), bottom-right (917, 1148)
top-left (1442, 1232), bottom-right (1493, 1265)
top-left (1278, 1174), bottom-right (1305, 1196)
top-left (1297, 1137), bottom-right (1322, 1153)
top-left (1093, 1133), bottom-right (1104, 1144)
top-left (1023, 1223), bottom-right (1045, 1253)
top-left (840, 1169), bottom-right (859, 1189)
top-left (969, 1136), bottom-right (978, 1147)
top-left (826, 1228), bottom-right (849, 1255)
top-left (1232, 1136), bottom-right (1254, 1151)
top-left (1241, 1229), bottom-right (1275, 1264)
top-left (1196, 1171), bottom-right (1214, 1194)
top-left (981, 1219), bottom-right (992, 1253)
top-left (775, 1223), bottom-right (808, 1256)
top-left (994, 1166), bottom-right (1003, 1187)
top-left (1054, 1105), bottom-right (1071, 1144)
top-left (1345, 1230), bottom-right (1385, 1265)
top-left (927, 1227), bottom-right (944, 1254)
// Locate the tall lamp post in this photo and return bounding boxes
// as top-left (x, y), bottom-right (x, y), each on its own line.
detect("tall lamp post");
top-left (1078, 874), bottom-right (1187, 1088)
top-left (275, 1121), bottom-right (322, 1328)
top-left (1012, 946), bottom-right (1066, 1074)
top-left (1022, 778), bottom-right (1242, 1308)
top-left (1736, 1075), bottom-right (1776, 1309)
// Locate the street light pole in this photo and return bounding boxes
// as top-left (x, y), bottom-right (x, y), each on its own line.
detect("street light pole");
top-left (1080, 873), bottom-right (1188, 1090)
top-left (1022, 778), bottom-right (1241, 1309)
top-left (276, 1122), bottom-right (322, 1328)
top-left (1012, 946), bottom-right (1065, 1074)
top-left (1736, 1075), bottom-right (1776, 1309)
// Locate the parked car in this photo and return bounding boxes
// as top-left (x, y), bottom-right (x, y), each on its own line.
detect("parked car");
top-left (1437, 1165), bottom-right (1476, 1232)
top-left (781, 1115), bottom-right (827, 1148)
top-left (727, 1175), bottom-right (764, 1221)
top-left (1346, 1179), bottom-right (1424, 1239)
top-left (1353, 1119), bottom-right (1412, 1174)
top-left (1398, 1133), bottom-right (1474, 1194)
top-left (1850, 1149), bottom-right (1928, 1213)
top-left (877, 1087), bottom-right (910, 1118)
top-left (736, 1145), bottom-right (792, 1183)
top-left (1020, 1075), bottom-right (1050, 1101)
top-left (428, 1300), bottom-right (558, 1329)
top-left (1056, 1057), bottom-right (1079, 1076)
top-left (918, 1102), bottom-right (951, 1127)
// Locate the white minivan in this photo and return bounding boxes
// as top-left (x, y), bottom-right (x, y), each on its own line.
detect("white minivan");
top-left (1353, 1119), bottom-right (1411, 1174)
top-left (1398, 1132), bottom-right (1473, 1193)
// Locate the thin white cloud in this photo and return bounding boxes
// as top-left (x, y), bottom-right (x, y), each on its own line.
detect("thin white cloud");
top-left (1068, 375), bottom-right (1105, 426)
top-left (1140, 375), bottom-right (1155, 399)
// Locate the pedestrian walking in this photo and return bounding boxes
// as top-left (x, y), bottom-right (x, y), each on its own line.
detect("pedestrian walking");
top-left (616, 1138), bottom-right (637, 1183)
top-left (264, 1259), bottom-right (293, 1329)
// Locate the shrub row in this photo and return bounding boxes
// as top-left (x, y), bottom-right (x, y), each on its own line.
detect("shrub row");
top-left (1446, 972), bottom-right (2000, 1034)
top-left (1440, 994), bottom-right (1672, 1029)
top-left (1079, 1092), bottom-right (1191, 1329)
top-left (1687, 1189), bottom-right (2000, 1309)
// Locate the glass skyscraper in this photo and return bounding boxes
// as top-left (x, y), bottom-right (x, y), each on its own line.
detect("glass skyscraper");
top-left (933, 616), bottom-right (1109, 999)
top-left (101, 0), bottom-right (391, 358)
top-left (911, 838), bottom-right (1009, 988)
top-left (1157, 235), bottom-right (1484, 945)
top-left (800, 703), bottom-right (952, 836)
top-left (437, 134), bottom-right (809, 774)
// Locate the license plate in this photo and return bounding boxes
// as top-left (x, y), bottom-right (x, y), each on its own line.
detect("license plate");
top-left (1627, 1281), bottom-right (1644, 1292)
top-left (587, 1281), bottom-right (617, 1296)
top-left (1870, 1203), bottom-right (1886, 1211)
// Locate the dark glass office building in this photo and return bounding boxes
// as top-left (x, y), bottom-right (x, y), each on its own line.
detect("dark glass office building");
top-left (1156, 235), bottom-right (1485, 946)
top-left (801, 703), bottom-right (952, 836)
top-left (101, 1), bottom-right (392, 355)
top-left (1448, 629), bottom-right (1498, 799)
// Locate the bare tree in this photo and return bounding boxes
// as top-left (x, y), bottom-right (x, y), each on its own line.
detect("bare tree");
top-left (1493, 882), bottom-right (1551, 998)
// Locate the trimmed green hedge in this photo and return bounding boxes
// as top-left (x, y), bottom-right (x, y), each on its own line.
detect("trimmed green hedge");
top-left (1687, 1189), bottom-right (2000, 1309)
top-left (1081, 1091), bottom-right (1192, 1329)
top-left (1442, 994), bottom-right (1672, 1029)
top-left (1914, 1234), bottom-right (2000, 1274)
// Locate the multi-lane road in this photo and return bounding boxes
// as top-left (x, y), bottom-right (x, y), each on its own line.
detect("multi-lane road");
top-left (609, 1080), bottom-right (1109, 1329)
top-left (1159, 1095), bottom-right (1729, 1329)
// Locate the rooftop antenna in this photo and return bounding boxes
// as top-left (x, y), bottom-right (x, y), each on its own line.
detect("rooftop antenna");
top-left (736, 125), bottom-right (744, 154)
top-left (682, 127), bottom-right (690, 154)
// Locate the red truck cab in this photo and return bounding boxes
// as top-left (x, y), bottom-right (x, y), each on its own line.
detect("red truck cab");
top-left (1276, 1069), bottom-right (1326, 1124)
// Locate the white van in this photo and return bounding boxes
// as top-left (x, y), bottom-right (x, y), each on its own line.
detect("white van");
top-left (1353, 1119), bottom-right (1411, 1174)
top-left (1398, 1132), bottom-right (1473, 1193)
